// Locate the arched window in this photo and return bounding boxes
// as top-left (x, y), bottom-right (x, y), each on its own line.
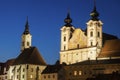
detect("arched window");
top-left (91, 42), bottom-right (93, 46)
top-left (90, 31), bottom-right (93, 37)
top-left (64, 36), bottom-right (66, 41)
top-left (98, 32), bottom-right (100, 37)
top-left (27, 42), bottom-right (29, 46)
top-left (77, 44), bottom-right (79, 48)
top-left (64, 45), bottom-right (66, 50)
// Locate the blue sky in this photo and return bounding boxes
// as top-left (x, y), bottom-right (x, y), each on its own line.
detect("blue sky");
top-left (0, 0), bottom-right (120, 64)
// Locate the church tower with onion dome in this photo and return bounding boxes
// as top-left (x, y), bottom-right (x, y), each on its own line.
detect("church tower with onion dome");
top-left (87, 0), bottom-right (103, 48)
top-left (86, 0), bottom-right (103, 57)
top-left (60, 0), bottom-right (103, 65)
top-left (60, 12), bottom-right (75, 51)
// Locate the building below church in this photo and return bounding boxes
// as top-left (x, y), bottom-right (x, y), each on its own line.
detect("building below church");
top-left (0, 1), bottom-right (120, 80)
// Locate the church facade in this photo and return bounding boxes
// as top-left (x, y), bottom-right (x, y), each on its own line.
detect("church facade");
top-left (60, 2), bottom-right (118, 65)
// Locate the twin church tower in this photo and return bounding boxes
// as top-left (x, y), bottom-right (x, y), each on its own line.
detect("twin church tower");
top-left (60, 1), bottom-right (103, 64)
top-left (21, 1), bottom-right (103, 65)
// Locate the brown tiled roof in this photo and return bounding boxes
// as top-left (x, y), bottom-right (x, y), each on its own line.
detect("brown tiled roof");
top-left (13, 47), bottom-right (46, 65)
top-left (99, 39), bottom-right (120, 58)
top-left (42, 64), bottom-right (63, 74)
top-left (102, 33), bottom-right (118, 45)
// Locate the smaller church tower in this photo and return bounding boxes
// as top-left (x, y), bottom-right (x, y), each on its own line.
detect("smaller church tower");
top-left (21, 17), bottom-right (32, 52)
top-left (87, 0), bottom-right (103, 48)
top-left (60, 12), bottom-right (74, 51)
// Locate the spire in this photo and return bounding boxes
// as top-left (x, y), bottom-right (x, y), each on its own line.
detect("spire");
top-left (64, 11), bottom-right (72, 27)
top-left (93, 0), bottom-right (96, 10)
top-left (23, 16), bottom-right (30, 34)
top-left (90, 0), bottom-right (99, 21)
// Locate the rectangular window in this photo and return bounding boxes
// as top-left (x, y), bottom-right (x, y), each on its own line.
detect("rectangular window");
top-left (11, 76), bottom-right (13, 79)
top-left (23, 68), bottom-right (25, 72)
top-left (31, 68), bottom-right (33, 72)
top-left (53, 75), bottom-right (55, 78)
top-left (44, 75), bottom-right (46, 79)
top-left (30, 75), bottom-right (33, 78)
top-left (22, 75), bottom-right (24, 78)
top-left (17, 75), bottom-right (19, 79)
top-left (77, 44), bottom-right (79, 48)
top-left (74, 71), bottom-right (77, 76)
top-left (5, 76), bottom-right (7, 79)
top-left (79, 71), bottom-right (82, 75)
top-left (48, 75), bottom-right (50, 78)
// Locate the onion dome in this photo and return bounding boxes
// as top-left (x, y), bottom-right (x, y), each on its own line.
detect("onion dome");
top-left (90, 0), bottom-right (99, 21)
top-left (64, 12), bottom-right (72, 27)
